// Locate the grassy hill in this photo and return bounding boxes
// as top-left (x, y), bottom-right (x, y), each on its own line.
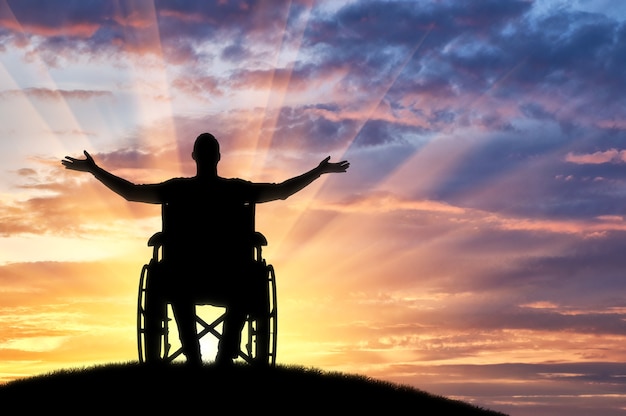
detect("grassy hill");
top-left (0, 362), bottom-right (508, 414)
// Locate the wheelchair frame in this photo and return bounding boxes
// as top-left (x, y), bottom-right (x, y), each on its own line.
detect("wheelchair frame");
top-left (136, 203), bottom-right (277, 366)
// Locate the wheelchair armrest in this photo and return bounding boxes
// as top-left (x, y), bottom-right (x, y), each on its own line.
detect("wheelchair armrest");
top-left (147, 232), bottom-right (164, 248)
top-left (252, 231), bottom-right (267, 247)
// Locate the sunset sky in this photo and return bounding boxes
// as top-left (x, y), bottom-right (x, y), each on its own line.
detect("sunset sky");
top-left (1, 0), bottom-right (626, 414)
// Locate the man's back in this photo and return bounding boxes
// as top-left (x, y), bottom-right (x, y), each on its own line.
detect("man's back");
top-left (158, 176), bottom-right (260, 273)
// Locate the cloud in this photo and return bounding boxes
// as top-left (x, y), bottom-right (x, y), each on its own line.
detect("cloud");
top-left (0, 1), bottom-right (106, 38)
top-left (0, 259), bottom-right (138, 378)
top-left (0, 0), bottom-right (312, 64)
top-left (324, 191), bottom-right (465, 215)
top-left (0, 156), bottom-right (163, 238)
top-left (565, 149), bottom-right (626, 164)
top-left (0, 88), bottom-right (113, 101)
top-left (15, 168), bottom-right (36, 177)
top-left (2, 0), bottom-right (622, 140)
top-left (171, 75), bottom-right (224, 99)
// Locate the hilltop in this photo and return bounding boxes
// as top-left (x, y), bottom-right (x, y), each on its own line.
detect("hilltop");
top-left (0, 362), bottom-right (507, 414)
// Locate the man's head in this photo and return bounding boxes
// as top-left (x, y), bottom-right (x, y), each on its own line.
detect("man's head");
top-left (192, 133), bottom-right (220, 167)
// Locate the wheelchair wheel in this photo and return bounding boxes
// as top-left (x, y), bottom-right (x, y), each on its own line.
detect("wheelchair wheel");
top-left (137, 261), bottom-right (171, 363)
top-left (241, 264), bottom-right (277, 366)
top-left (138, 261), bottom-right (277, 366)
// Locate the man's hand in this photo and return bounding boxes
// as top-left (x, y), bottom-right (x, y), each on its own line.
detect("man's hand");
top-left (318, 156), bottom-right (350, 174)
top-left (62, 151), bottom-right (97, 173)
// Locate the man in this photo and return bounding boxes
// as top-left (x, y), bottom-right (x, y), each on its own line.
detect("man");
top-left (62, 133), bottom-right (349, 365)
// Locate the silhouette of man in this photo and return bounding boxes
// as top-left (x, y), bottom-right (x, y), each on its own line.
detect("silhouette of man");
top-left (62, 133), bottom-right (349, 365)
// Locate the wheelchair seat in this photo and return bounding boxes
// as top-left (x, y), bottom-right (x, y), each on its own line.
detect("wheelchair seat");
top-left (137, 202), bottom-right (277, 366)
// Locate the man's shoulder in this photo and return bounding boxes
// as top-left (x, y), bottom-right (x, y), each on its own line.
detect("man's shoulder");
top-left (159, 176), bottom-right (195, 187)
top-left (165, 176), bottom-right (194, 183)
top-left (220, 177), bottom-right (253, 186)
top-left (162, 176), bottom-right (253, 185)
top-left (160, 176), bottom-right (253, 189)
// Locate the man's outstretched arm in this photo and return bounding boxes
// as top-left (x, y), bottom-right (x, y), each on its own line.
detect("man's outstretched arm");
top-left (62, 151), bottom-right (160, 203)
top-left (256, 156), bottom-right (349, 203)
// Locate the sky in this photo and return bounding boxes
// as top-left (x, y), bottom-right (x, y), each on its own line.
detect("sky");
top-left (0, 0), bottom-right (626, 414)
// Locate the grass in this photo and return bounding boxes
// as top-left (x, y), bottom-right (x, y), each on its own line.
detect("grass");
top-left (0, 362), bottom-right (508, 414)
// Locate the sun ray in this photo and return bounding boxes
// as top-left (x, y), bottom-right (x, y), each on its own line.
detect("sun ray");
top-left (249, 0), bottom-right (316, 172)
top-left (0, 0), bottom-right (119, 164)
top-left (0, 0), bottom-right (178, 268)
top-left (109, 0), bottom-right (181, 174)
top-left (341, 23), bottom-right (436, 157)
top-left (0, 0), bottom-right (92, 153)
top-left (268, 24), bottom-right (435, 255)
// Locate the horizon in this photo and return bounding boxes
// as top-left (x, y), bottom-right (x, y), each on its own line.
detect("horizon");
top-left (1, 1), bottom-right (626, 415)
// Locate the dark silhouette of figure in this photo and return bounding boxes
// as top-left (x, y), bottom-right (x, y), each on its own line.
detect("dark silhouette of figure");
top-left (62, 133), bottom-right (349, 365)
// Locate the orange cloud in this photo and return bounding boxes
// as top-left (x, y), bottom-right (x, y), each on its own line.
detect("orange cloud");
top-left (320, 191), bottom-right (466, 215)
top-left (0, 259), bottom-right (140, 381)
top-left (172, 76), bottom-right (224, 99)
top-left (0, 17), bottom-right (100, 38)
top-left (0, 167), bottom-right (161, 238)
top-left (565, 149), bottom-right (626, 165)
top-left (0, 88), bottom-right (114, 102)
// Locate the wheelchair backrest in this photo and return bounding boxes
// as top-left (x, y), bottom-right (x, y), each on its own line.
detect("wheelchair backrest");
top-left (158, 199), bottom-right (258, 263)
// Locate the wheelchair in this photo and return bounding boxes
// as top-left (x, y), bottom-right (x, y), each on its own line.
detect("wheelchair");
top-left (136, 203), bottom-right (277, 366)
